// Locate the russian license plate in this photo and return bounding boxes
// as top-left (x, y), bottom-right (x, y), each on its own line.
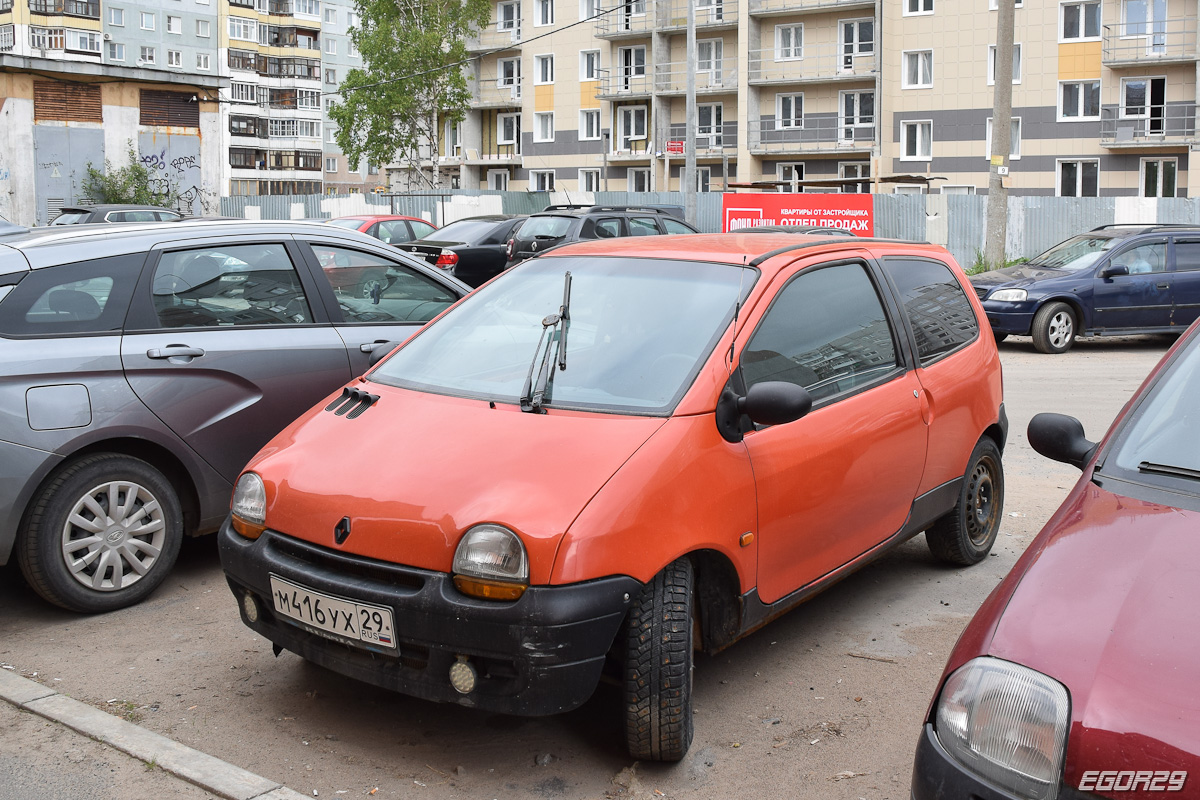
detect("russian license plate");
top-left (269, 575), bottom-right (397, 650)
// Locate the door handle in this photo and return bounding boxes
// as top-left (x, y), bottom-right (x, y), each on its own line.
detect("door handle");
top-left (1156, 282), bottom-right (1170, 290)
top-left (146, 345), bottom-right (206, 360)
top-left (359, 339), bottom-right (392, 353)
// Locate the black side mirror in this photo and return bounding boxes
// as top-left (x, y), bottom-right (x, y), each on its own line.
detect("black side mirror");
top-left (1099, 264), bottom-right (1129, 279)
top-left (1027, 412), bottom-right (1098, 470)
top-left (716, 381), bottom-right (812, 442)
top-left (368, 341), bottom-right (399, 367)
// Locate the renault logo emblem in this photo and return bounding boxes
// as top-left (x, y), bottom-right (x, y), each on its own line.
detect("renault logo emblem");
top-left (531, 241), bottom-right (538, 252)
top-left (334, 516), bottom-right (351, 545)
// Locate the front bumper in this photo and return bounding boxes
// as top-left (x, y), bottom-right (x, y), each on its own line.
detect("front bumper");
top-left (218, 517), bottom-right (641, 716)
top-left (980, 303), bottom-right (1036, 336)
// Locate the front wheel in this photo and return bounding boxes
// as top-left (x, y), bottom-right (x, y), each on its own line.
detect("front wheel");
top-left (356, 269), bottom-right (388, 299)
top-left (16, 454), bottom-right (183, 613)
top-left (926, 438), bottom-right (1004, 566)
top-left (1031, 302), bottom-right (1076, 354)
top-left (623, 558), bottom-right (695, 762)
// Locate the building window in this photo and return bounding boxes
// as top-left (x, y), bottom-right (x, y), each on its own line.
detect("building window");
top-left (902, 50), bottom-right (933, 88)
top-left (988, 44), bottom-right (1022, 84)
top-left (535, 54), bottom-right (554, 84)
top-left (580, 168), bottom-right (600, 191)
top-left (499, 57), bottom-right (522, 97)
top-left (1060, 80), bottom-right (1100, 120)
top-left (778, 163), bottom-right (803, 192)
top-left (901, 120), bottom-right (932, 160)
top-left (1121, 0), bottom-right (1161, 37)
top-left (697, 38), bottom-right (723, 77)
top-left (581, 49), bottom-right (600, 80)
top-left (109, 7), bottom-right (123, 25)
top-left (324, 7), bottom-right (336, 23)
top-left (580, 108), bottom-right (601, 140)
top-left (776, 24), bottom-right (802, 60)
top-left (139, 46), bottom-right (155, 64)
top-left (617, 105), bottom-right (647, 150)
top-left (298, 89), bottom-right (320, 108)
top-left (348, 40), bottom-right (358, 57)
top-left (534, 111), bottom-right (554, 142)
top-left (581, 0), bottom-right (599, 18)
top-left (228, 16), bottom-right (256, 41)
top-left (698, 103), bottom-right (722, 146)
top-left (324, 68), bottom-right (337, 84)
top-left (298, 120), bottom-right (319, 138)
top-left (488, 170), bottom-right (509, 190)
top-left (325, 157), bottom-right (338, 173)
top-left (498, 1), bottom-right (519, 30)
top-left (840, 90), bottom-right (874, 141)
top-left (443, 119), bottom-right (461, 155)
top-left (346, 11), bottom-right (357, 26)
top-left (840, 162), bottom-right (871, 193)
top-left (531, 170), bottom-right (555, 191)
top-left (628, 168), bottom-right (650, 192)
top-left (140, 11), bottom-right (155, 30)
top-left (196, 19), bottom-right (210, 36)
top-left (1061, 0), bottom-right (1100, 40)
top-left (326, 126), bottom-right (337, 143)
top-left (536, 0), bottom-right (552, 25)
top-left (1058, 160), bottom-right (1098, 196)
top-left (294, 0), bottom-right (319, 16)
top-left (941, 185), bottom-right (975, 194)
top-left (776, 94), bottom-right (803, 128)
top-left (325, 38), bottom-right (336, 55)
top-left (231, 82), bottom-right (256, 103)
top-left (497, 112), bottom-right (519, 145)
top-left (108, 42), bottom-right (124, 60)
top-left (166, 15), bottom-right (181, 34)
top-left (1142, 158), bottom-right (1177, 197)
top-left (985, 117), bottom-right (1022, 158)
top-left (269, 119), bottom-right (298, 137)
top-left (618, 45), bottom-right (646, 90)
top-left (65, 30), bottom-right (101, 54)
top-left (693, 167), bottom-right (710, 192)
top-left (167, 49), bottom-right (181, 67)
top-left (840, 18), bottom-right (874, 61)
top-left (30, 27), bottom-right (64, 49)
top-left (905, 0), bottom-right (933, 14)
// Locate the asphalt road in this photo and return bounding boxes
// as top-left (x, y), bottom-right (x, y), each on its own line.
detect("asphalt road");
top-left (0, 333), bottom-right (1174, 800)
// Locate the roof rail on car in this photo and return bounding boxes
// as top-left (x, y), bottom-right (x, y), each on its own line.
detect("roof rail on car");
top-left (748, 237), bottom-right (931, 267)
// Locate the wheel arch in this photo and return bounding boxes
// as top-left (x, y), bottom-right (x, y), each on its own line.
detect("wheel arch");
top-left (1036, 295), bottom-right (1089, 331)
top-left (687, 548), bottom-right (744, 655)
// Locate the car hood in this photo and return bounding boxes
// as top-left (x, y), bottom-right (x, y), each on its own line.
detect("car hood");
top-left (987, 482), bottom-right (1200, 788)
top-left (246, 382), bottom-right (667, 584)
top-left (971, 264), bottom-right (1073, 289)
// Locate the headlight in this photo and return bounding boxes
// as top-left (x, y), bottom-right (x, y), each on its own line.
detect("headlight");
top-left (935, 657), bottom-right (1070, 800)
top-left (452, 524), bottom-right (528, 600)
top-left (989, 288), bottom-right (1028, 302)
top-left (230, 472), bottom-right (267, 539)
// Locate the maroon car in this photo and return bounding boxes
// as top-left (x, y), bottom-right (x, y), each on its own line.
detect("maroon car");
top-left (912, 322), bottom-right (1200, 800)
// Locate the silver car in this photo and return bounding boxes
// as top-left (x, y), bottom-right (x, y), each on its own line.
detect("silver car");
top-left (0, 220), bottom-right (469, 612)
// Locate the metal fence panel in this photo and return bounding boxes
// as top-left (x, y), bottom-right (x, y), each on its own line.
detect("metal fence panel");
top-left (945, 195), bottom-right (987, 269)
top-left (873, 194), bottom-right (927, 242)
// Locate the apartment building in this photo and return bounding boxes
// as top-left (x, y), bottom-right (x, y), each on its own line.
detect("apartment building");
top-left (319, 0), bottom-right (380, 193)
top-left (429, 0), bottom-right (1199, 197)
top-left (219, 0), bottom-right (324, 195)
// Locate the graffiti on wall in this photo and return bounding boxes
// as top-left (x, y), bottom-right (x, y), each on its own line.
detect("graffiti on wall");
top-left (137, 132), bottom-right (209, 216)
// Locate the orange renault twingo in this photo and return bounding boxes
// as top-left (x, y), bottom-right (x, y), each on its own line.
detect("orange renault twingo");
top-left (219, 233), bottom-right (1006, 761)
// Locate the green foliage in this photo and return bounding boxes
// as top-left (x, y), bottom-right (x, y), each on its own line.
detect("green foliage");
top-left (330, 0), bottom-right (490, 186)
top-left (81, 144), bottom-right (179, 207)
top-left (969, 250), bottom-right (1028, 275)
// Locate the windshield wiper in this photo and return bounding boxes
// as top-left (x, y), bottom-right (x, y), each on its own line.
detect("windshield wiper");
top-left (1138, 461), bottom-right (1200, 481)
top-left (519, 271), bottom-right (572, 413)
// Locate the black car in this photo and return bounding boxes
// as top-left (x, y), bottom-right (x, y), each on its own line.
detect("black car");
top-left (49, 205), bottom-right (184, 225)
top-left (973, 224), bottom-right (1200, 353)
top-left (402, 214), bottom-right (527, 288)
top-left (736, 224), bottom-right (857, 236)
top-left (507, 205), bottom-right (699, 264)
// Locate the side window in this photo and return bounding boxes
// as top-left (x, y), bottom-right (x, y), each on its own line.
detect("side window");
top-left (1113, 240), bottom-right (1166, 274)
top-left (0, 255), bottom-right (142, 336)
top-left (628, 217), bottom-right (661, 236)
top-left (595, 218), bottom-right (622, 238)
top-left (310, 245), bottom-right (458, 323)
top-left (411, 220), bottom-right (437, 239)
top-left (742, 262), bottom-right (899, 402)
top-left (1175, 239), bottom-right (1200, 271)
top-left (662, 218), bottom-right (694, 234)
top-left (882, 257), bottom-right (978, 364)
top-left (151, 244), bottom-right (313, 328)
top-left (376, 220), bottom-right (414, 245)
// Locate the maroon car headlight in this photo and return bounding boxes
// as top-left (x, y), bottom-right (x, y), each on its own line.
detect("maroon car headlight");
top-left (934, 657), bottom-right (1070, 800)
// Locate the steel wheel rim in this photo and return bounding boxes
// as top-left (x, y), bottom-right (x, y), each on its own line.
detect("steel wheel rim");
top-left (1048, 311), bottom-right (1073, 349)
top-left (965, 459), bottom-right (998, 547)
top-left (359, 278), bottom-right (384, 298)
top-left (60, 481), bottom-right (166, 592)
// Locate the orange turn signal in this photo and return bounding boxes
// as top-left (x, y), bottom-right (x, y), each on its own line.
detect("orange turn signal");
top-left (453, 575), bottom-right (527, 601)
top-left (231, 514), bottom-right (267, 540)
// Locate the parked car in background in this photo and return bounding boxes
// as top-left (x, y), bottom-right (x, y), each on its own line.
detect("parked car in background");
top-left (220, 232), bottom-right (1005, 762)
top-left (402, 214), bottom-right (527, 288)
top-left (507, 205), bottom-right (699, 264)
top-left (912, 318), bottom-right (1200, 800)
top-left (972, 224), bottom-right (1200, 353)
top-left (49, 205), bottom-right (183, 225)
top-left (327, 215), bottom-right (438, 247)
top-left (0, 220), bottom-right (469, 613)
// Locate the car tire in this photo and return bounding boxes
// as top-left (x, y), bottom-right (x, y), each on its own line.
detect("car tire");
top-left (1031, 302), bottom-right (1076, 354)
top-left (356, 270), bottom-right (388, 299)
top-left (623, 557), bottom-right (695, 762)
top-left (993, 332), bottom-right (1008, 344)
top-left (16, 454), bottom-right (183, 613)
top-left (926, 438), bottom-right (1004, 566)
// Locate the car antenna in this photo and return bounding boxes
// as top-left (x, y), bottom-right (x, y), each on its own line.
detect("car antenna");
top-left (727, 257), bottom-right (747, 369)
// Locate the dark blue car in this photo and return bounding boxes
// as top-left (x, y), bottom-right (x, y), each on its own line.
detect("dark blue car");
top-left (972, 224), bottom-right (1200, 353)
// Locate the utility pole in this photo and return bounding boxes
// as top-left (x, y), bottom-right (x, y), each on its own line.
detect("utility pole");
top-left (684, 0), bottom-right (697, 226)
top-left (985, 0), bottom-right (1015, 269)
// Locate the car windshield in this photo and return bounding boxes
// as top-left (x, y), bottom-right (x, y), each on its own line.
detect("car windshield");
top-left (370, 256), bottom-right (754, 414)
top-left (521, 217), bottom-right (573, 239)
top-left (50, 212), bottom-right (90, 225)
top-left (1109, 335), bottom-right (1200, 493)
top-left (1027, 234), bottom-right (1121, 271)
top-left (327, 218), bottom-right (366, 230)
top-left (426, 219), bottom-right (502, 242)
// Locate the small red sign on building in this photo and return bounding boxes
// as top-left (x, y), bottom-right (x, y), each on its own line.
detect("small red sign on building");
top-left (666, 140), bottom-right (684, 155)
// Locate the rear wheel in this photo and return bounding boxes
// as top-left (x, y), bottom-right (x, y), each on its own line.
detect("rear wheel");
top-left (623, 558), bottom-right (695, 762)
top-left (993, 332), bottom-right (1008, 344)
top-left (17, 454), bottom-right (183, 613)
top-left (1031, 302), bottom-right (1076, 354)
top-left (356, 269), bottom-right (388, 299)
top-left (926, 438), bottom-right (1004, 566)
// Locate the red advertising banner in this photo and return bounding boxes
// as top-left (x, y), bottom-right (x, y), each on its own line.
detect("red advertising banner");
top-left (666, 140), bottom-right (684, 154)
top-left (721, 193), bottom-right (874, 236)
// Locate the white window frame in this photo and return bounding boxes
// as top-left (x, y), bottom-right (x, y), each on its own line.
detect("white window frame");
top-left (535, 0), bottom-right (553, 26)
top-left (167, 48), bottom-right (181, 67)
top-left (1140, 157), bottom-right (1177, 197)
top-left (1059, 79), bottom-right (1101, 121)
top-left (985, 116), bottom-right (1022, 159)
top-left (904, 0), bottom-right (933, 16)
top-left (228, 16), bottom-right (256, 41)
top-left (902, 50), bottom-right (933, 89)
top-left (1120, 76), bottom-right (1165, 118)
top-left (108, 42), bottom-right (125, 60)
top-left (989, 0), bottom-right (1022, 7)
top-left (777, 163), bottom-right (803, 192)
top-left (497, 112), bottom-right (519, 145)
top-left (775, 23), bottom-right (802, 60)
top-left (498, 0), bottom-right (520, 31)
top-left (326, 126), bottom-right (338, 143)
top-left (698, 102), bottom-right (723, 147)
top-left (499, 57), bottom-right (522, 98)
top-left (617, 104), bottom-right (647, 150)
top-left (534, 53), bottom-right (554, 84)
top-left (839, 161), bottom-right (871, 193)
top-left (325, 68), bottom-right (337, 85)
top-left (196, 19), bottom-right (210, 37)
top-left (695, 167), bottom-right (712, 192)
top-left (697, 38), bottom-right (723, 75)
top-left (776, 93), bottom-right (803, 128)
top-left (901, 120), bottom-right (933, 161)
top-left (1057, 159), bottom-right (1099, 196)
top-left (109, 7), bottom-right (123, 26)
top-left (488, 169), bottom-right (510, 190)
top-left (1060, 0), bottom-right (1101, 41)
top-left (166, 15), bottom-right (181, 34)
top-left (531, 169), bottom-right (555, 191)
top-left (580, 0), bottom-right (600, 19)
top-left (941, 185), bottom-right (976, 194)
top-left (580, 108), bottom-right (601, 141)
top-left (139, 45), bottom-right (155, 64)
top-left (140, 11), bottom-right (155, 30)
top-left (196, 52), bottom-right (210, 70)
top-left (325, 157), bottom-right (338, 173)
top-left (840, 90), bottom-right (875, 142)
top-left (988, 43), bottom-right (1022, 85)
top-left (579, 168), bottom-right (601, 191)
top-left (325, 38), bottom-right (337, 55)
top-left (231, 82), bottom-right (256, 103)
top-left (324, 7), bottom-right (336, 23)
top-left (894, 185), bottom-right (927, 195)
top-left (533, 111), bottom-right (555, 142)
top-left (627, 167), bottom-right (650, 193)
top-left (580, 49), bottom-right (600, 81)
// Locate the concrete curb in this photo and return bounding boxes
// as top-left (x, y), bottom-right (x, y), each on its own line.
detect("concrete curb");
top-left (0, 669), bottom-right (309, 800)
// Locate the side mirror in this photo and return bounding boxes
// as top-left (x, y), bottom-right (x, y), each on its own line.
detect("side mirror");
top-left (717, 381), bottom-right (812, 442)
top-left (368, 341), bottom-right (399, 367)
top-left (1027, 412), bottom-right (1098, 470)
top-left (1099, 264), bottom-right (1129, 279)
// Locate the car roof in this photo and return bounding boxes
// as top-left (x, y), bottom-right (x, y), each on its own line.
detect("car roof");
top-left (60, 204), bottom-right (179, 213)
top-left (331, 214), bottom-right (430, 223)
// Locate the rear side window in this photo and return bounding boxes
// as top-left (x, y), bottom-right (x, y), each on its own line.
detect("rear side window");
top-left (0, 255), bottom-right (143, 336)
top-left (662, 218), bottom-right (694, 234)
top-left (310, 244), bottom-right (458, 323)
top-left (376, 220), bottom-right (414, 244)
top-left (883, 257), bottom-right (978, 364)
top-left (629, 217), bottom-right (661, 236)
top-left (594, 218), bottom-right (622, 238)
top-left (1176, 239), bottom-right (1200, 271)
top-left (50, 212), bottom-right (90, 225)
top-left (411, 220), bottom-right (437, 238)
top-left (522, 217), bottom-right (572, 238)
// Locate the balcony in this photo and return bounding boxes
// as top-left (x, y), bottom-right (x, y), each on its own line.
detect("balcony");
top-left (595, 70), bottom-right (654, 99)
top-left (665, 121), bottom-right (738, 153)
top-left (594, 0), bottom-right (656, 38)
top-left (1102, 20), bottom-right (1197, 65)
top-left (471, 77), bottom-right (523, 108)
top-left (749, 0), bottom-right (874, 15)
top-left (464, 146), bottom-right (522, 166)
top-left (749, 43), bottom-right (876, 84)
top-left (658, 0), bottom-right (738, 30)
top-left (1099, 104), bottom-right (1197, 147)
top-left (28, 0), bottom-right (99, 18)
top-left (655, 61), bottom-right (737, 95)
top-left (748, 116), bottom-right (874, 155)
top-left (466, 21), bottom-right (522, 52)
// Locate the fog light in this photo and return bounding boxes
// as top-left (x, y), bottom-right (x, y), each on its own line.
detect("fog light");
top-left (449, 656), bottom-right (477, 695)
top-left (242, 592), bottom-right (259, 623)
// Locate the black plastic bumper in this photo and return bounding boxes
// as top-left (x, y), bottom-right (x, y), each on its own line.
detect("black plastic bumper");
top-left (218, 517), bottom-right (641, 716)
